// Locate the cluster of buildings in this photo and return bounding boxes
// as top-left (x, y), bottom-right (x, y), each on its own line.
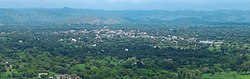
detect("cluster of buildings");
top-left (199, 41), bottom-right (224, 46)
top-left (48, 74), bottom-right (82, 79)
top-left (58, 28), bottom-right (225, 47)
top-left (38, 73), bottom-right (82, 79)
top-left (62, 28), bottom-right (150, 39)
top-left (60, 28), bottom-right (192, 42)
top-left (57, 28), bottom-right (154, 43)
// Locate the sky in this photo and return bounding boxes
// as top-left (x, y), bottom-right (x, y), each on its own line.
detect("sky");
top-left (0, 0), bottom-right (250, 10)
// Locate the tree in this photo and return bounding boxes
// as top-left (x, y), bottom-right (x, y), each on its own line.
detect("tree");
top-left (122, 57), bottom-right (138, 69)
top-left (0, 64), bottom-right (7, 73)
top-left (141, 57), bottom-right (155, 68)
top-left (240, 61), bottom-right (250, 73)
top-left (177, 68), bottom-right (202, 79)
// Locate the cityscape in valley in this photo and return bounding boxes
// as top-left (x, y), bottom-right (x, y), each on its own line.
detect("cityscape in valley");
top-left (1, 0), bottom-right (250, 79)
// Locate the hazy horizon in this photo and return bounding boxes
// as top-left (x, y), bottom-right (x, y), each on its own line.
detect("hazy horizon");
top-left (0, 0), bottom-right (250, 11)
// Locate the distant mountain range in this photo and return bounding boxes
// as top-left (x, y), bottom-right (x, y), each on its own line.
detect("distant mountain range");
top-left (1, 8), bottom-right (250, 24)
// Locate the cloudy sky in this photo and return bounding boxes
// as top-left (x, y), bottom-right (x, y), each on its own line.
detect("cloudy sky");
top-left (0, 0), bottom-right (249, 10)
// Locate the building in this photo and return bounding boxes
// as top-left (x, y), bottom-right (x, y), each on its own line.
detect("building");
top-left (49, 74), bottom-right (82, 79)
top-left (199, 41), bottom-right (213, 44)
top-left (5, 62), bottom-right (12, 69)
top-left (38, 73), bottom-right (48, 78)
top-left (199, 40), bottom-right (224, 46)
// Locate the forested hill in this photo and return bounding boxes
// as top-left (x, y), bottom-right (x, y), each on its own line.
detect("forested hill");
top-left (1, 8), bottom-right (250, 24)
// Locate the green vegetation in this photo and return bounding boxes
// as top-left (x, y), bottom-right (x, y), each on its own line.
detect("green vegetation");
top-left (1, 18), bottom-right (250, 79)
top-left (202, 72), bottom-right (250, 79)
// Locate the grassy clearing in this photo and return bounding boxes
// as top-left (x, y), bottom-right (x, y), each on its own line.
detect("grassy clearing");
top-left (202, 72), bottom-right (250, 79)
top-left (0, 69), bottom-right (17, 78)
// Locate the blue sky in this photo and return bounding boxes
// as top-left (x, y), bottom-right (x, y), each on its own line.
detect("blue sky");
top-left (0, 0), bottom-right (250, 10)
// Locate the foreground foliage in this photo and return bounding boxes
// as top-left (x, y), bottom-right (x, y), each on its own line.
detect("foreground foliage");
top-left (1, 23), bottom-right (250, 79)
